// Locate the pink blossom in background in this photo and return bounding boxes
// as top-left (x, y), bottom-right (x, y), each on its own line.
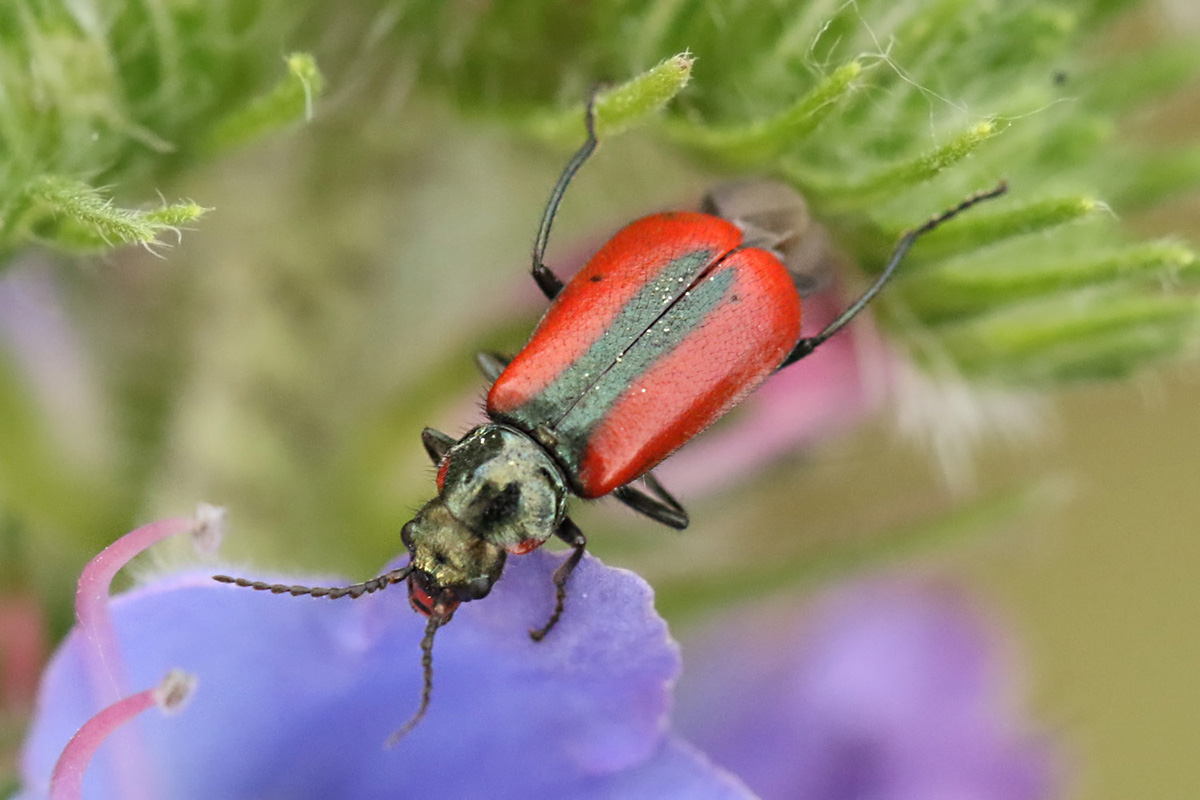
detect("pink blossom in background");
top-left (0, 594), bottom-right (48, 714)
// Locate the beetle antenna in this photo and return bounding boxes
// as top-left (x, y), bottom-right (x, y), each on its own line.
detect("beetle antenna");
top-left (212, 564), bottom-right (413, 599)
top-left (531, 91), bottom-right (601, 297)
top-left (386, 613), bottom-right (444, 746)
top-left (781, 180), bottom-right (1008, 367)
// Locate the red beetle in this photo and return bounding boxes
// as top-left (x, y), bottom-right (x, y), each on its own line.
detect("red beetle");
top-left (217, 98), bottom-right (1006, 740)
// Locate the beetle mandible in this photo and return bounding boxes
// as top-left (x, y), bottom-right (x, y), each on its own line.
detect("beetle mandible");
top-left (216, 96), bottom-right (1007, 742)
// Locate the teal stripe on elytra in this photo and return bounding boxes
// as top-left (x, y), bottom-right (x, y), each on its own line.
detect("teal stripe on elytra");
top-left (500, 248), bottom-right (717, 435)
top-left (553, 266), bottom-right (737, 475)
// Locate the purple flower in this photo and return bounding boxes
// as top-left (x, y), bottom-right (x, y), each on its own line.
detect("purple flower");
top-left (17, 512), bottom-right (1055, 800)
top-left (17, 510), bottom-right (751, 800)
top-left (674, 580), bottom-right (1056, 800)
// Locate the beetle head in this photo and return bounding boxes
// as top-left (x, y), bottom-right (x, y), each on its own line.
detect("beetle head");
top-left (401, 423), bottom-right (566, 617)
top-left (400, 499), bottom-right (506, 620)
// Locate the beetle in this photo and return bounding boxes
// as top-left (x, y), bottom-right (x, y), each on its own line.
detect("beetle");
top-left (215, 97), bottom-right (1007, 742)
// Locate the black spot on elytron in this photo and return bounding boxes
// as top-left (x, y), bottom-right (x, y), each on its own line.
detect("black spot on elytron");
top-left (590, 274), bottom-right (604, 282)
top-left (730, 293), bottom-right (741, 302)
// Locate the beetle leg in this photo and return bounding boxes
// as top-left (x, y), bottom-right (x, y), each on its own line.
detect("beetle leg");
top-left (530, 91), bottom-right (601, 301)
top-left (777, 337), bottom-right (818, 370)
top-left (532, 260), bottom-right (566, 302)
top-left (421, 427), bottom-right (457, 463)
top-left (776, 181), bottom-right (1008, 370)
top-left (474, 351), bottom-right (512, 383)
top-left (529, 517), bottom-right (587, 642)
top-left (613, 473), bottom-right (689, 530)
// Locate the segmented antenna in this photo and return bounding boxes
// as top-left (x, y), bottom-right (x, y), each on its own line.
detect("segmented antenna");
top-left (212, 564), bottom-right (413, 599)
top-left (386, 613), bottom-right (444, 747)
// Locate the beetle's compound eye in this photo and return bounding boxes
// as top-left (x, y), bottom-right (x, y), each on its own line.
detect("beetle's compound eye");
top-left (401, 520), bottom-right (415, 550)
top-left (459, 575), bottom-right (494, 601)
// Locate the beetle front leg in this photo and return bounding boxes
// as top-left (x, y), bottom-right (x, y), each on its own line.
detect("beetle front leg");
top-left (421, 428), bottom-right (457, 463)
top-left (474, 351), bottom-right (512, 384)
top-left (529, 517), bottom-right (587, 642)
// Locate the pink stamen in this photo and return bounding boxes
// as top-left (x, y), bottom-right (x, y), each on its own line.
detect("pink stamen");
top-left (74, 504), bottom-right (224, 700)
top-left (70, 505), bottom-right (222, 800)
top-left (48, 670), bottom-right (196, 800)
top-left (75, 517), bottom-right (195, 699)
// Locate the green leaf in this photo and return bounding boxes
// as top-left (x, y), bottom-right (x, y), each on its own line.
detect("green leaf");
top-left (934, 288), bottom-right (1200, 382)
top-left (201, 53), bottom-right (326, 156)
top-left (0, 1), bottom-right (314, 259)
top-left (665, 60), bottom-right (867, 165)
top-left (521, 53), bottom-right (694, 144)
top-left (789, 119), bottom-right (1006, 203)
top-left (898, 241), bottom-right (1198, 320)
top-left (886, 195), bottom-right (1102, 260)
top-left (16, 176), bottom-right (208, 253)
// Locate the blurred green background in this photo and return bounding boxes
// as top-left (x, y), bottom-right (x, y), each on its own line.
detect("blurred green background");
top-left (1, 0), bottom-right (1198, 797)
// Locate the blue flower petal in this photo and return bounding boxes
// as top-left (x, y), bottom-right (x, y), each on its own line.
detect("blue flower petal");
top-left (19, 551), bottom-right (751, 799)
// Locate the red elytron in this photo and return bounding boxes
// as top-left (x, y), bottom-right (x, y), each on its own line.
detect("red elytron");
top-left (488, 211), bottom-right (802, 498)
top-left (215, 96), bottom-right (1007, 742)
